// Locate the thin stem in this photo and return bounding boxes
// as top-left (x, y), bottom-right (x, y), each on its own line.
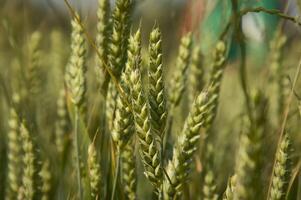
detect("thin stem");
top-left (111, 149), bottom-right (120, 200)
top-left (239, 7), bottom-right (301, 26)
top-left (74, 107), bottom-right (82, 200)
top-left (231, 0), bottom-right (254, 125)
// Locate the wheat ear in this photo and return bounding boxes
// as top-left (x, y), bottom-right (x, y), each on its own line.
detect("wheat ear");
top-left (268, 133), bottom-right (292, 200)
top-left (168, 32), bottom-right (193, 108)
top-left (88, 143), bottom-right (102, 199)
top-left (39, 159), bottom-right (51, 200)
top-left (188, 42), bottom-right (204, 105)
top-left (5, 108), bottom-right (21, 200)
top-left (164, 92), bottom-right (209, 199)
top-left (20, 122), bottom-right (35, 200)
top-left (148, 23), bottom-right (167, 138)
top-left (65, 14), bottom-right (87, 199)
top-left (95, 0), bottom-right (111, 86)
top-left (205, 41), bottom-right (227, 130)
top-left (129, 28), bottom-right (163, 190)
top-left (27, 31), bottom-right (42, 95)
top-left (121, 142), bottom-right (137, 200)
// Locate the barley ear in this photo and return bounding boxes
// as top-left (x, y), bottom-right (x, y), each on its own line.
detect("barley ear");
top-left (148, 23), bottom-right (167, 138)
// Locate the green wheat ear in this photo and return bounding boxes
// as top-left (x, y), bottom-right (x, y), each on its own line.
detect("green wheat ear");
top-left (19, 122), bottom-right (35, 200)
top-left (188, 42), bottom-right (204, 105)
top-left (168, 32), bottom-right (193, 109)
top-left (88, 143), bottom-right (103, 199)
top-left (128, 28), bottom-right (163, 190)
top-left (55, 88), bottom-right (70, 154)
top-left (121, 142), bottom-right (137, 200)
top-left (39, 159), bottom-right (51, 200)
top-left (234, 90), bottom-right (267, 200)
top-left (65, 13), bottom-right (87, 110)
top-left (203, 170), bottom-right (218, 200)
top-left (27, 31), bottom-right (42, 96)
top-left (110, 28), bottom-right (141, 149)
top-left (95, 0), bottom-right (111, 87)
top-left (103, 0), bottom-right (134, 91)
top-left (268, 133), bottom-right (292, 200)
top-left (164, 91), bottom-right (209, 199)
top-left (205, 41), bottom-right (227, 130)
top-left (148, 23), bottom-right (167, 138)
top-left (5, 108), bottom-right (21, 200)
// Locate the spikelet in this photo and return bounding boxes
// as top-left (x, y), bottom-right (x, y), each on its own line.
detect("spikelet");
top-left (65, 14), bottom-right (87, 110)
top-left (205, 41), bottom-right (227, 130)
top-left (27, 31), bottom-right (42, 95)
top-left (129, 29), bottom-right (162, 189)
top-left (106, 0), bottom-right (134, 83)
top-left (121, 142), bottom-right (137, 200)
top-left (223, 175), bottom-right (237, 200)
top-left (20, 122), bottom-right (35, 200)
top-left (55, 88), bottom-right (69, 154)
top-left (268, 134), bottom-right (292, 200)
top-left (168, 32), bottom-right (193, 108)
top-left (5, 108), bottom-right (21, 200)
top-left (148, 24), bottom-right (167, 138)
top-left (203, 170), bottom-right (218, 200)
top-left (188, 42), bottom-right (204, 105)
top-left (95, 0), bottom-right (111, 86)
top-left (88, 143), bottom-right (102, 199)
top-left (164, 92), bottom-right (209, 199)
top-left (39, 160), bottom-right (51, 200)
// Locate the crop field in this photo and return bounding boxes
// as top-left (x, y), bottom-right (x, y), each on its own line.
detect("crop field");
top-left (0, 0), bottom-right (301, 199)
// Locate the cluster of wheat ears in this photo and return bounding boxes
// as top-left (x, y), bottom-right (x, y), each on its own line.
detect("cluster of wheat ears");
top-left (1, 0), bottom-right (301, 199)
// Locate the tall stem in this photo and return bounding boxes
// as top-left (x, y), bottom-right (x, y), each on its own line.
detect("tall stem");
top-left (74, 107), bottom-right (82, 200)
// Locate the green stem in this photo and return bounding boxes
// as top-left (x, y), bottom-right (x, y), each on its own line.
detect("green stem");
top-left (74, 107), bottom-right (82, 200)
top-left (239, 7), bottom-right (301, 26)
top-left (111, 149), bottom-right (120, 200)
top-left (231, 0), bottom-right (254, 125)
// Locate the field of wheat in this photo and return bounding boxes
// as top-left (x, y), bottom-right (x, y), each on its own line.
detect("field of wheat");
top-left (1, 0), bottom-right (301, 199)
